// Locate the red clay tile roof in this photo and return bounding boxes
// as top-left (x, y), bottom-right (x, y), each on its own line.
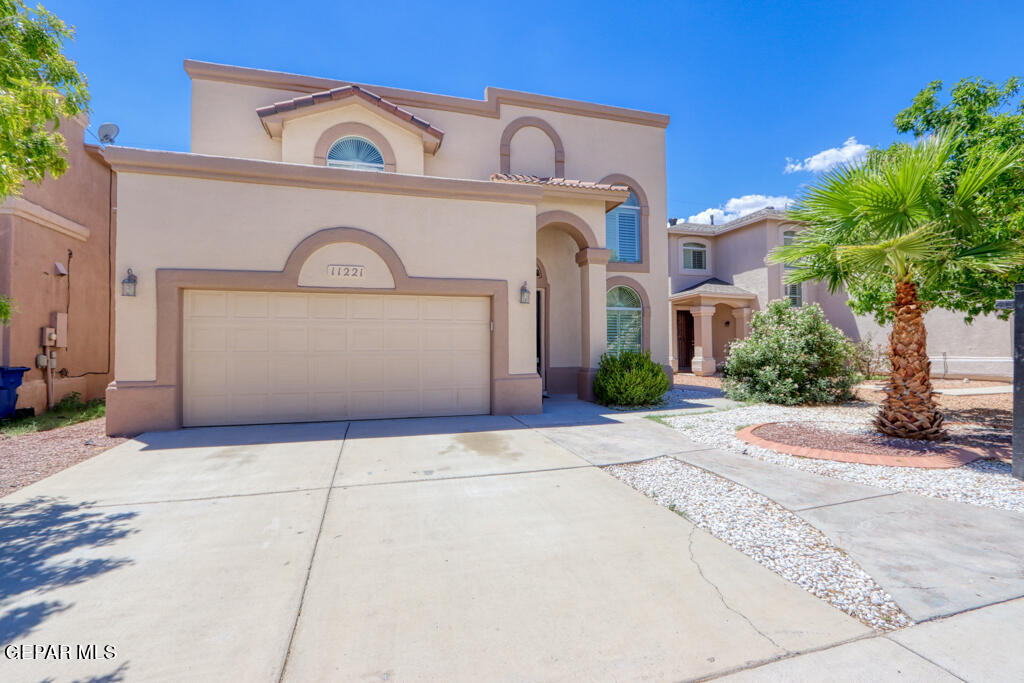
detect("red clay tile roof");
top-left (256, 85), bottom-right (445, 140)
top-left (490, 173), bottom-right (629, 193)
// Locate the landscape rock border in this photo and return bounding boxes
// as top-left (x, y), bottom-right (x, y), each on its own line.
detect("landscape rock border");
top-left (736, 423), bottom-right (985, 469)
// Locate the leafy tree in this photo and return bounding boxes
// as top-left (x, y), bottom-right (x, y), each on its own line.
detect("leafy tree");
top-left (0, 0), bottom-right (89, 200)
top-left (850, 77), bottom-right (1024, 321)
top-left (771, 132), bottom-right (1022, 439)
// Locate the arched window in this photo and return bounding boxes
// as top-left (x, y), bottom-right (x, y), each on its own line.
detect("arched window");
top-left (682, 242), bottom-right (707, 271)
top-left (326, 137), bottom-right (385, 171)
top-left (605, 191), bottom-right (641, 263)
top-left (782, 230), bottom-right (802, 306)
top-left (606, 286), bottom-right (642, 354)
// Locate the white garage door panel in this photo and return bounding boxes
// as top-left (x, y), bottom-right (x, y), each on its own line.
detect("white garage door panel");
top-left (183, 291), bottom-right (491, 426)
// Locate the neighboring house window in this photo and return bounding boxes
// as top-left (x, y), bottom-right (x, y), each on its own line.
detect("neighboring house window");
top-left (782, 230), bottom-right (802, 306)
top-left (606, 191), bottom-right (641, 263)
top-left (785, 282), bottom-right (803, 307)
top-left (606, 286), bottom-right (643, 353)
top-left (682, 242), bottom-right (707, 271)
top-left (326, 136), bottom-right (385, 171)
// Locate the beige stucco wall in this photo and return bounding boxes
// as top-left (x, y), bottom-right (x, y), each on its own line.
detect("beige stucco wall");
top-left (186, 70), bottom-right (671, 369)
top-left (113, 172), bottom-right (538, 382)
top-left (191, 79), bottom-right (287, 160)
top-left (280, 103), bottom-right (425, 174)
top-left (537, 227), bottom-right (581, 368)
top-left (711, 303), bottom-right (737, 361)
top-left (509, 126), bottom-right (556, 177)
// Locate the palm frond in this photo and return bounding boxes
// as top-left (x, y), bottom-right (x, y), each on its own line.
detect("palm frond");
top-left (834, 226), bottom-right (948, 280)
top-left (954, 146), bottom-right (1023, 204)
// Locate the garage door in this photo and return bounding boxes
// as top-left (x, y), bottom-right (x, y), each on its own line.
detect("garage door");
top-left (182, 290), bottom-right (491, 426)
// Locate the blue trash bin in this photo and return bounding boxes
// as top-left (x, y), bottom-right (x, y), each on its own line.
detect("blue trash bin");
top-left (0, 366), bottom-right (30, 419)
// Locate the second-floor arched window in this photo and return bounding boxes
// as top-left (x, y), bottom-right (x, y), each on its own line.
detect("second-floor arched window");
top-left (327, 136), bottom-right (385, 171)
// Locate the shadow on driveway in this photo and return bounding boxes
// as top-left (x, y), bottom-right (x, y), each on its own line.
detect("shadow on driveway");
top-left (0, 497), bottom-right (138, 642)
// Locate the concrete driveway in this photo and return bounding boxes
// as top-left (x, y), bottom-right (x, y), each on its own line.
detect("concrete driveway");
top-left (0, 400), bottom-right (875, 682)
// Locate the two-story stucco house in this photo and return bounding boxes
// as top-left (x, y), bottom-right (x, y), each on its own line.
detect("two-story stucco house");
top-left (667, 208), bottom-right (1013, 378)
top-left (102, 60), bottom-right (670, 435)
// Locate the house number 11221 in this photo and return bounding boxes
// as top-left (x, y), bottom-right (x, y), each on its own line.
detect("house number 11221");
top-left (327, 264), bottom-right (366, 279)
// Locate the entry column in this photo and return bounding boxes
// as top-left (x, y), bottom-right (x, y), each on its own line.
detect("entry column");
top-left (732, 306), bottom-right (752, 338)
top-left (575, 247), bottom-right (612, 400)
top-left (691, 305), bottom-right (717, 376)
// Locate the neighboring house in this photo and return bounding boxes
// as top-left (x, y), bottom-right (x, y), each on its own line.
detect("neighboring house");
top-left (667, 208), bottom-right (1013, 379)
top-left (0, 116), bottom-right (114, 414)
top-left (102, 60), bottom-right (670, 435)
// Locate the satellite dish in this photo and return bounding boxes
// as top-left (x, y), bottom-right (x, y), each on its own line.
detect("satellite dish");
top-left (97, 122), bottom-right (119, 144)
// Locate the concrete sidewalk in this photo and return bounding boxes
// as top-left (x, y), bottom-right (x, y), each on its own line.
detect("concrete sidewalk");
top-left (720, 597), bottom-right (1024, 681)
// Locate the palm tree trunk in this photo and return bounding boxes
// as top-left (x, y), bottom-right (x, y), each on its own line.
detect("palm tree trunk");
top-left (875, 281), bottom-right (946, 440)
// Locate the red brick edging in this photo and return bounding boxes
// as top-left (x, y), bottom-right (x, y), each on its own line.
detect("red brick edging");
top-left (735, 423), bottom-right (988, 469)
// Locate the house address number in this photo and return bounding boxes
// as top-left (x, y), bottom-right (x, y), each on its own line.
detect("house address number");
top-left (327, 264), bottom-right (366, 279)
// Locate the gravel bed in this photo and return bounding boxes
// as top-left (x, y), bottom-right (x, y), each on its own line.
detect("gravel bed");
top-left (664, 404), bottom-right (1024, 515)
top-left (607, 456), bottom-right (913, 631)
top-left (0, 418), bottom-right (126, 496)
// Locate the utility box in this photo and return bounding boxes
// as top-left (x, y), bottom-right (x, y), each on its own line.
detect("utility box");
top-left (50, 312), bottom-right (68, 348)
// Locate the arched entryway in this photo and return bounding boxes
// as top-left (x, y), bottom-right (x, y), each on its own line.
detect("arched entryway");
top-left (535, 211), bottom-right (609, 399)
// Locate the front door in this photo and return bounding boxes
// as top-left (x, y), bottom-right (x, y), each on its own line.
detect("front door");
top-left (676, 310), bottom-right (694, 372)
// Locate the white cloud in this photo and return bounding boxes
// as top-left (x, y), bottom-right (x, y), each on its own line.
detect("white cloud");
top-left (686, 194), bottom-right (791, 225)
top-left (784, 136), bottom-right (869, 174)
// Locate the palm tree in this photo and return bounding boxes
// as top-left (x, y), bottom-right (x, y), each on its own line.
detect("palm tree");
top-left (770, 132), bottom-right (1021, 440)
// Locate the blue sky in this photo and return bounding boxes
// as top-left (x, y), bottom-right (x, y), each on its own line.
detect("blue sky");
top-left (47, 0), bottom-right (1023, 223)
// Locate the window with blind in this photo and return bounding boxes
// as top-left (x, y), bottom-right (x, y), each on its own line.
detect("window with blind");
top-left (682, 242), bottom-right (707, 271)
top-left (605, 191), bottom-right (641, 263)
top-left (606, 286), bottom-right (643, 354)
top-left (782, 231), bottom-right (802, 306)
top-left (326, 136), bottom-right (385, 171)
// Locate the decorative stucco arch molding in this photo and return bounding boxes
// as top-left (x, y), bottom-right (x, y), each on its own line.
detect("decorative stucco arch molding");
top-left (536, 210), bottom-right (602, 251)
top-left (284, 227), bottom-right (408, 283)
top-left (106, 227), bottom-right (541, 435)
top-left (599, 172), bottom-right (650, 273)
top-left (313, 122), bottom-right (398, 171)
top-left (500, 116), bottom-right (566, 177)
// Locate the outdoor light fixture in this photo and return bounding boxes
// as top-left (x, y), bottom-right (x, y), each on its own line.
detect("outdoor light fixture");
top-left (520, 282), bottom-right (530, 304)
top-left (121, 268), bottom-right (137, 297)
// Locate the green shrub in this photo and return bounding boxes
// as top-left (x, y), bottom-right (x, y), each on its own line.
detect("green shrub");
top-left (0, 295), bottom-right (12, 326)
top-left (723, 300), bottom-right (860, 405)
top-left (593, 349), bottom-right (670, 407)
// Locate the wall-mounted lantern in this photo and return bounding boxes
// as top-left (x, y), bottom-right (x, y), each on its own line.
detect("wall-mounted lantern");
top-left (520, 282), bottom-right (530, 304)
top-left (121, 268), bottom-right (137, 297)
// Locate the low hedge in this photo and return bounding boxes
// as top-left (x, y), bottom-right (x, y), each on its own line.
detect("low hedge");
top-left (593, 349), bottom-right (670, 407)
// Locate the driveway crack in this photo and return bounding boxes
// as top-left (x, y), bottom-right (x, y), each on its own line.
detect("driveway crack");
top-left (686, 526), bottom-right (788, 654)
top-left (277, 422), bottom-right (349, 682)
